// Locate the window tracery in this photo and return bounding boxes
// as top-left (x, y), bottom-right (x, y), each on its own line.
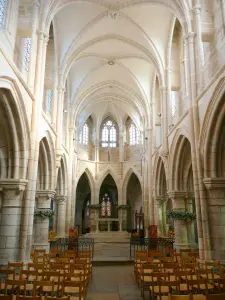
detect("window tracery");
top-left (79, 123), bottom-right (89, 145)
top-left (101, 118), bottom-right (117, 148)
top-left (129, 122), bottom-right (139, 145)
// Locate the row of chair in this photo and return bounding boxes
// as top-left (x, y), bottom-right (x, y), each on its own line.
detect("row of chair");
top-left (134, 249), bottom-right (225, 299)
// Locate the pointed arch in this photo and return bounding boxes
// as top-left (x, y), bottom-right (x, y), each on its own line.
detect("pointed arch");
top-left (37, 131), bottom-right (56, 190)
top-left (97, 168), bottom-right (119, 189)
top-left (153, 153), bottom-right (168, 196)
top-left (0, 86), bottom-right (29, 179)
top-left (76, 168), bottom-right (94, 203)
top-left (56, 154), bottom-right (68, 196)
top-left (168, 130), bottom-right (192, 191)
top-left (200, 77), bottom-right (225, 178)
top-left (122, 168), bottom-right (142, 204)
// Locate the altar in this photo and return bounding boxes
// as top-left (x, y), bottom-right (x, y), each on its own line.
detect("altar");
top-left (97, 218), bottom-right (120, 232)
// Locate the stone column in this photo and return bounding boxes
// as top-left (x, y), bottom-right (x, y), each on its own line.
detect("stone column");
top-left (27, 0), bottom-right (39, 92)
top-left (155, 196), bottom-right (168, 237)
top-left (186, 193), bottom-right (197, 248)
top-left (33, 190), bottom-right (55, 252)
top-left (168, 191), bottom-right (189, 250)
top-left (56, 195), bottom-right (67, 237)
top-left (204, 178), bottom-right (225, 262)
top-left (193, 5), bottom-right (205, 92)
top-left (89, 208), bottom-right (98, 232)
top-left (0, 179), bottom-right (27, 265)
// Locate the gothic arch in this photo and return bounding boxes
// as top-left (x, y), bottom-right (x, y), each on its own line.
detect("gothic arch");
top-left (168, 129), bottom-right (192, 191)
top-left (56, 154), bottom-right (68, 196)
top-left (37, 131), bottom-right (56, 190)
top-left (200, 77), bottom-right (225, 178)
top-left (122, 168), bottom-right (142, 203)
top-left (0, 86), bottom-right (29, 179)
top-left (76, 168), bottom-right (95, 203)
top-left (153, 153), bottom-right (168, 196)
top-left (97, 169), bottom-right (120, 189)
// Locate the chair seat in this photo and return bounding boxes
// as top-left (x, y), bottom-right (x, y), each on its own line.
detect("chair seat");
top-left (157, 296), bottom-right (168, 300)
top-left (150, 286), bottom-right (170, 293)
top-left (179, 283), bottom-right (188, 292)
top-left (192, 295), bottom-right (206, 300)
top-left (70, 297), bottom-right (84, 300)
top-left (20, 284), bottom-right (33, 291)
top-left (64, 286), bottom-right (83, 294)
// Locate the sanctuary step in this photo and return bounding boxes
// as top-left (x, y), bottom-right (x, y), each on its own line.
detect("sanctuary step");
top-left (84, 231), bottom-right (131, 261)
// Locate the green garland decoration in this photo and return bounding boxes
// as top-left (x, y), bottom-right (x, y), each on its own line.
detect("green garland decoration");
top-left (166, 210), bottom-right (196, 220)
top-left (34, 209), bottom-right (54, 221)
top-left (118, 205), bottom-right (131, 209)
top-left (87, 204), bottom-right (101, 209)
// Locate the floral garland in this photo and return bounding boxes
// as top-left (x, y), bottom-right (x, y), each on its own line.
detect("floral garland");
top-left (166, 210), bottom-right (196, 220)
top-left (118, 205), bottom-right (131, 209)
top-left (34, 209), bottom-right (54, 221)
top-left (87, 204), bottom-right (101, 209)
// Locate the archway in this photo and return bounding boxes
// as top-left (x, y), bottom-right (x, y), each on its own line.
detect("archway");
top-left (75, 173), bottom-right (91, 234)
top-left (99, 174), bottom-right (118, 231)
top-left (126, 173), bottom-right (142, 231)
top-left (169, 134), bottom-right (197, 249)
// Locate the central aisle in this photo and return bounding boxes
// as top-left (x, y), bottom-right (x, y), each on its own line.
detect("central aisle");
top-left (86, 265), bottom-right (142, 300)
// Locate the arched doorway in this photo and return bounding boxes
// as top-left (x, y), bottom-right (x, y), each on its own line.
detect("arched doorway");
top-left (75, 173), bottom-right (91, 234)
top-left (126, 173), bottom-right (142, 231)
top-left (99, 174), bottom-right (118, 231)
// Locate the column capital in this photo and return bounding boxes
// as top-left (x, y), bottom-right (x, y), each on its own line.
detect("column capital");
top-left (154, 195), bottom-right (168, 204)
top-left (168, 191), bottom-right (186, 200)
top-left (159, 85), bottom-right (168, 92)
top-left (38, 31), bottom-right (49, 43)
top-left (55, 195), bottom-right (67, 203)
top-left (0, 179), bottom-right (28, 193)
top-left (57, 87), bottom-right (66, 94)
top-left (193, 5), bottom-right (201, 15)
top-left (203, 178), bottom-right (225, 189)
top-left (0, 179), bottom-right (28, 206)
top-left (36, 190), bottom-right (55, 200)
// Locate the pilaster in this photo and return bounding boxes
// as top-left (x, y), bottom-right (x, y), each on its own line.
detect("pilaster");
top-left (154, 196), bottom-right (168, 237)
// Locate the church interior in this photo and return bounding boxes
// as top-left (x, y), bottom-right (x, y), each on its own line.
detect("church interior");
top-left (0, 0), bottom-right (225, 299)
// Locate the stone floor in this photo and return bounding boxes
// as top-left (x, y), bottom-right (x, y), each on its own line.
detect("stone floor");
top-left (86, 265), bottom-right (143, 300)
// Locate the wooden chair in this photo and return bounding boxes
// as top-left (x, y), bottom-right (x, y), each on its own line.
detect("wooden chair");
top-left (149, 272), bottom-right (170, 299)
top-left (168, 295), bottom-right (191, 300)
top-left (45, 297), bottom-right (70, 300)
top-left (157, 280), bottom-right (180, 300)
top-left (0, 296), bottom-right (12, 300)
top-left (187, 278), bottom-right (209, 297)
top-left (16, 296), bottom-right (41, 300)
top-left (0, 270), bottom-right (16, 284)
top-left (33, 281), bottom-right (55, 297)
top-left (5, 280), bottom-right (27, 296)
top-left (215, 278), bottom-right (225, 293)
top-left (162, 263), bottom-right (179, 273)
top-left (139, 263), bottom-right (160, 291)
top-left (43, 271), bottom-right (62, 293)
top-left (19, 270), bottom-right (40, 293)
top-left (8, 262), bottom-right (24, 276)
top-left (206, 294), bottom-right (225, 300)
top-left (61, 279), bottom-right (86, 300)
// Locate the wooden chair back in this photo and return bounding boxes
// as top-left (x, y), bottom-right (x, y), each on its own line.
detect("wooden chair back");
top-left (33, 281), bottom-right (55, 296)
top-left (16, 296), bottom-right (41, 300)
top-left (5, 279), bottom-right (27, 295)
top-left (187, 278), bottom-right (209, 294)
top-left (157, 280), bottom-right (180, 300)
top-left (0, 269), bottom-right (16, 281)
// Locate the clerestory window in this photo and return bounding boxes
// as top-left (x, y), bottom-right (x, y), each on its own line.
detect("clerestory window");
top-left (129, 122), bottom-right (139, 145)
top-left (101, 118), bottom-right (117, 148)
top-left (79, 123), bottom-right (89, 145)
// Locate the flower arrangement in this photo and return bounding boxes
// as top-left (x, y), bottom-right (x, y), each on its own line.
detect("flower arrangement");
top-left (166, 210), bottom-right (196, 220)
top-left (34, 209), bottom-right (54, 220)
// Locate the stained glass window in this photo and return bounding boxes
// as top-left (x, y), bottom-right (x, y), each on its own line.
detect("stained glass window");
top-left (101, 118), bottom-right (117, 147)
top-left (129, 122), bottom-right (139, 145)
top-left (24, 38), bottom-right (31, 72)
top-left (101, 194), bottom-right (111, 217)
top-left (0, 0), bottom-right (7, 28)
top-left (79, 123), bottom-right (89, 145)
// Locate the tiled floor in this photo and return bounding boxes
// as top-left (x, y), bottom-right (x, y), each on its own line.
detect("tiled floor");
top-left (86, 265), bottom-right (143, 300)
